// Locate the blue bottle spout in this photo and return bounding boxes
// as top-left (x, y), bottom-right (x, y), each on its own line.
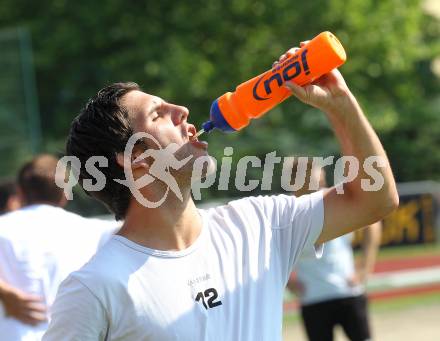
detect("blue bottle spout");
top-left (202, 120), bottom-right (215, 133)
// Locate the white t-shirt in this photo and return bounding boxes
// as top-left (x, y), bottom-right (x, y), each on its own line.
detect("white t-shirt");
top-left (0, 205), bottom-right (119, 341)
top-left (296, 233), bottom-right (364, 305)
top-left (43, 192), bottom-right (324, 341)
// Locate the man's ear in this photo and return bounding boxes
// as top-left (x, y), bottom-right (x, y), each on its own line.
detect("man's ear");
top-left (115, 147), bottom-right (149, 170)
top-left (115, 153), bottom-right (126, 168)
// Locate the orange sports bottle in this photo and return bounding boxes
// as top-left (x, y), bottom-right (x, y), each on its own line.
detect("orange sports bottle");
top-left (201, 31), bottom-right (346, 134)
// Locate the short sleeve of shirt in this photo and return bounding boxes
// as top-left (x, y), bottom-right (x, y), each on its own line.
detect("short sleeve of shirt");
top-left (43, 276), bottom-right (108, 341)
top-left (226, 191), bottom-right (324, 286)
top-left (269, 191), bottom-right (324, 284)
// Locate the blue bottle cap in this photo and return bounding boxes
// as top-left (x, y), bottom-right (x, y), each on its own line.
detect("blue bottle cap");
top-left (206, 99), bottom-right (236, 133)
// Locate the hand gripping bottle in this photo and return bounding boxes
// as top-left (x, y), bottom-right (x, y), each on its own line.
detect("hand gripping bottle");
top-left (200, 31), bottom-right (346, 134)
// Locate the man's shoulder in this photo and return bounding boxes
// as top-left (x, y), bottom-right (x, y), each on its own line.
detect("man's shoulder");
top-left (0, 209), bottom-right (33, 239)
top-left (202, 194), bottom-right (297, 220)
top-left (199, 192), bottom-right (323, 233)
top-left (69, 237), bottom-right (132, 283)
top-left (199, 195), bottom-right (261, 221)
top-left (198, 194), bottom-right (293, 233)
top-left (0, 205), bottom-right (82, 229)
top-left (202, 194), bottom-right (284, 212)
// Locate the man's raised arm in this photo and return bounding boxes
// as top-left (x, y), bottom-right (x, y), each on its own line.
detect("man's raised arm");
top-left (285, 45), bottom-right (398, 243)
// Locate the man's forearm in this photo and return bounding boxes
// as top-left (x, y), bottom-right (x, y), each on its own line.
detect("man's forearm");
top-left (286, 66), bottom-right (397, 242)
top-left (325, 91), bottom-right (399, 220)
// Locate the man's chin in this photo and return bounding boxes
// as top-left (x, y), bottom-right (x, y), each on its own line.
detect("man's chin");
top-left (174, 154), bottom-right (215, 183)
top-left (172, 143), bottom-right (202, 162)
top-left (191, 146), bottom-right (210, 159)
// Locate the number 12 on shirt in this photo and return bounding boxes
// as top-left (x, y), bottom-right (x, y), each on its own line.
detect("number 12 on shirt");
top-left (195, 288), bottom-right (223, 309)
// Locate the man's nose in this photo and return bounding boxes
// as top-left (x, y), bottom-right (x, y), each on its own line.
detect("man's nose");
top-left (168, 104), bottom-right (189, 125)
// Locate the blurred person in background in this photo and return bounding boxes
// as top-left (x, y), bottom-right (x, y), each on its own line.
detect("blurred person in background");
top-left (0, 154), bottom-right (119, 341)
top-left (0, 179), bottom-right (21, 214)
top-left (0, 179), bottom-right (45, 328)
top-left (43, 42), bottom-right (397, 340)
top-left (287, 164), bottom-right (382, 341)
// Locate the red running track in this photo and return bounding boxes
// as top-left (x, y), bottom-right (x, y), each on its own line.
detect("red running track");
top-left (374, 254), bottom-right (440, 273)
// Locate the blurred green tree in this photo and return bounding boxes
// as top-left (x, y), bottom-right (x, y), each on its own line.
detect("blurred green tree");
top-left (0, 0), bottom-right (438, 209)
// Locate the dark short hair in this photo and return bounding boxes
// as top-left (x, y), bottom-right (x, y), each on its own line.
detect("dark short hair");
top-left (18, 154), bottom-right (65, 205)
top-left (66, 82), bottom-right (140, 220)
top-left (0, 179), bottom-right (17, 214)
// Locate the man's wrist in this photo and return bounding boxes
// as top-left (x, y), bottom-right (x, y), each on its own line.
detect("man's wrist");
top-left (0, 286), bottom-right (8, 300)
top-left (323, 90), bottom-right (360, 118)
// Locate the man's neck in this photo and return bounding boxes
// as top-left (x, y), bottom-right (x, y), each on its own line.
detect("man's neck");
top-left (117, 188), bottom-right (202, 251)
